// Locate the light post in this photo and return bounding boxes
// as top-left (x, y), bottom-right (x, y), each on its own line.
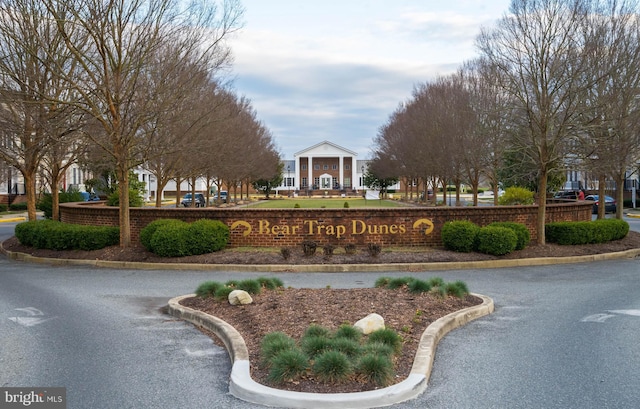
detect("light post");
top-left (287, 165), bottom-right (291, 196)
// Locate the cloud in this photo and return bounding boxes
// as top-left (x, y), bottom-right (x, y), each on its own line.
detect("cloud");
top-left (227, 1), bottom-right (510, 158)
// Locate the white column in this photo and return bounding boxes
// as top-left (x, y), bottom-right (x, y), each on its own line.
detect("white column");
top-left (351, 157), bottom-right (356, 191)
top-left (308, 156), bottom-right (313, 190)
top-left (295, 157), bottom-right (300, 191)
top-left (339, 156), bottom-right (344, 189)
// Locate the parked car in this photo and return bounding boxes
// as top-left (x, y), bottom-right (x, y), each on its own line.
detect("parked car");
top-left (212, 190), bottom-right (228, 203)
top-left (181, 193), bottom-right (206, 207)
top-left (553, 190), bottom-right (579, 200)
top-left (584, 194), bottom-right (616, 214)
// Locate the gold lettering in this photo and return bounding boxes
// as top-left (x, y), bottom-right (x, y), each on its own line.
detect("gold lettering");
top-left (304, 220), bottom-right (318, 234)
top-left (336, 225), bottom-right (346, 239)
top-left (258, 220), bottom-right (271, 234)
top-left (352, 220), bottom-right (366, 234)
top-left (399, 225), bottom-right (406, 234)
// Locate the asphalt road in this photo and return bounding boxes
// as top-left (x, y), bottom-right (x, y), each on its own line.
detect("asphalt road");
top-left (1, 218), bottom-right (639, 409)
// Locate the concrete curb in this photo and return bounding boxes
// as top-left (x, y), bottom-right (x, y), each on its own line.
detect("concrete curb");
top-left (627, 212), bottom-right (640, 219)
top-left (2, 245), bottom-right (640, 272)
top-left (0, 217), bottom-right (26, 223)
top-left (168, 293), bottom-right (494, 409)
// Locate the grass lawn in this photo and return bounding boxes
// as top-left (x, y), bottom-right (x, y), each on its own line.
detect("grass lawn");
top-left (246, 197), bottom-right (402, 209)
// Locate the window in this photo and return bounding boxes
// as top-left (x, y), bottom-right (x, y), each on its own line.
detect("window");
top-left (323, 164), bottom-right (328, 170)
top-left (345, 164), bottom-right (350, 170)
top-left (314, 164), bottom-right (320, 170)
top-left (332, 164), bottom-right (337, 170)
top-left (302, 177), bottom-right (308, 188)
top-left (332, 177), bottom-right (338, 188)
top-left (301, 164), bottom-right (307, 170)
top-left (314, 177), bottom-right (320, 188)
top-left (344, 178), bottom-right (351, 188)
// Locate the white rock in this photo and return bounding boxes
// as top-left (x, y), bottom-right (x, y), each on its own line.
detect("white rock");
top-left (354, 313), bottom-right (385, 334)
top-left (228, 290), bottom-right (253, 305)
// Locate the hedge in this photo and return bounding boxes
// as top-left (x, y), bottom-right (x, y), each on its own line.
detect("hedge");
top-left (142, 218), bottom-right (230, 257)
top-left (545, 219), bottom-right (629, 245)
top-left (14, 220), bottom-right (119, 250)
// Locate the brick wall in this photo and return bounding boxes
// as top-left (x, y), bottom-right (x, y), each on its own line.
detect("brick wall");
top-left (60, 201), bottom-right (593, 247)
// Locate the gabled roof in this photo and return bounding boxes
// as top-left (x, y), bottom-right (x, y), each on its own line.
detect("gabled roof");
top-left (294, 140), bottom-right (358, 157)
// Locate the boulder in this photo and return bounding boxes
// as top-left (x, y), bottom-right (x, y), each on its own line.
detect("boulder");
top-left (354, 313), bottom-right (385, 334)
top-left (228, 290), bottom-right (253, 305)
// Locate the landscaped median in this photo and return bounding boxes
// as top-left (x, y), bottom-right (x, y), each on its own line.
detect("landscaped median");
top-left (167, 293), bottom-right (494, 409)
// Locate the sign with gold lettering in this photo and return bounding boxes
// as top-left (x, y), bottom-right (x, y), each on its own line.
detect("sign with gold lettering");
top-left (230, 218), bottom-right (434, 238)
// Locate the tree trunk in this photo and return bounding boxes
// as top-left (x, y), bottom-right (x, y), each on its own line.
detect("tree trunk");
top-left (614, 172), bottom-right (625, 219)
top-left (536, 169), bottom-right (548, 245)
top-left (24, 172), bottom-right (38, 221)
top-left (118, 168), bottom-right (131, 247)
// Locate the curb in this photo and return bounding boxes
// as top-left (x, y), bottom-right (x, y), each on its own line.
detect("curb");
top-left (0, 217), bottom-right (26, 223)
top-left (627, 212), bottom-right (640, 219)
top-left (168, 293), bottom-right (494, 409)
top-left (2, 244), bottom-right (640, 272)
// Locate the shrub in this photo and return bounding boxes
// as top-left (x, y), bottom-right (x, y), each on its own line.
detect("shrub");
top-left (257, 277), bottom-right (284, 290)
top-left (374, 277), bottom-right (392, 288)
top-left (367, 328), bottom-right (403, 354)
top-left (498, 186), bottom-right (535, 205)
top-left (312, 350), bottom-right (352, 383)
top-left (441, 220), bottom-right (479, 252)
top-left (334, 325), bottom-right (362, 342)
top-left (546, 219), bottom-right (629, 245)
top-left (9, 202), bottom-right (27, 211)
top-left (408, 279), bottom-right (432, 294)
top-left (361, 342), bottom-right (394, 358)
top-left (140, 219), bottom-right (182, 250)
top-left (301, 240), bottom-right (317, 256)
top-left (0, 204), bottom-right (7, 212)
top-left (344, 243), bottom-right (357, 255)
top-left (148, 220), bottom-right (190, 257)
top-left (294, 203), bottom-right (301, 208)
top-left (386, 276), bottom-right (414, 289)
top-left (445, 281), bottom-right (470, 298)
top-left (237, 279), bottom-right (262, 295)
top-left (343, 201), bottom-right (350, 208)
top-left (328, 337), bottom-right (362, 358)
top-left (367, 243), bottom-right (382, 257)
top-left (214, 286), bottom-right (235, 301)
top-left (37, 190), bottom-right (84, 219)
top-left (186, 219), bottom-right (229, 255)
top-left (322, 244), bottom-right (335, 256)
top-left (14, 220), bottom-right (118, 250)
top-left (280, 247), bottom-right (291, 260)
top-left (267, 349), bottom-right (309, 384)
top-left (261, 332), bottom-right (298, 366)
top-left (195, 281), bottom-right (224, 298)
top-left (476, 226), bottom-right (517, 256)
top-left (428, 277), bottom-right (445, 288)
top-left (488, 221), bottom-right (530, 250)
top-left (303, 324), bottom-right (331, 338)
top-left (356, 354), bottom-right (394, 386)
top-left (301, 335), bottom-right (332, 358)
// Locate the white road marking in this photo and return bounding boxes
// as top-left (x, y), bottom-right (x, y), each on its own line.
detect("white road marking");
top-left (608, 309), bottom-right (640, 317)
top-left (8, 307), bottom-right (57, 327)
top-left (580, 314), bottom-right (617, 323)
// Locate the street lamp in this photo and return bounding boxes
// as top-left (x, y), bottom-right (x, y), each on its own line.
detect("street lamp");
top-left (287, 165), bottom-right (291, 196)
top-left (362, 165), bottom-right (365, 206)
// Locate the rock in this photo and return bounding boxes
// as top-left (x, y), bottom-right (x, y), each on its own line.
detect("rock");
top-left (354, 313), bottom-right (385, 334)
top-left (228, 290), bottom-right (253, 305)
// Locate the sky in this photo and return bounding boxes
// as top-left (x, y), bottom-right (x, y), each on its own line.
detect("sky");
top-left (227, 0), bottom-right (512, 160)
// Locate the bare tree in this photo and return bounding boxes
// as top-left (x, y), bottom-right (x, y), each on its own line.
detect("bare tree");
top-left (477, 0), bottom-right (593, 244)
top-left (42, 0), bottom-right (243, 246)
top-left (0, 0), bottom-right (80, 220)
